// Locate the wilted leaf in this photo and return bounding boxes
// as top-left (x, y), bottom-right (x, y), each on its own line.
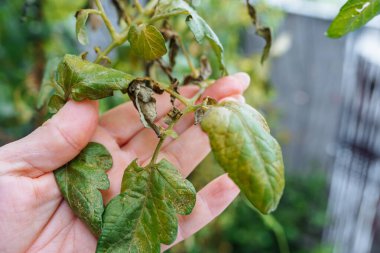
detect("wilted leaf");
top-left (327, 0), bottom-right (380, 38)
top-left (199, 55), bottom-right (212, 80)
top-left (75, 9), bottom-right (91, 45)
top-left (96, 159), bottom-right (196, 253)
top-left (128, 24), bottom-right (168, 61)
top-left (54, 142), bottom-right (113, 236)
top-left (56, 54), bottom-right (134, 101)
top-left (153, 0), bottom-right (226, 73)
top-left (169, 37), bottom-right (179, 67)
top-left (246, 0), bottom-right (272, 63)
top-left (37, 57), bottom-right (61, 109)
top-left (127, 79), bottom-right (161, 136)
top-left (201, 101), bottom-right (285, 214)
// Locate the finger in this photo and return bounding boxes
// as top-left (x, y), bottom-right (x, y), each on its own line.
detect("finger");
top-left (122, 73), bottom-right (250, 162)
top-left (159, 126), bottom-right (209, 177)
top-left (100, 72), bottom-right (250, 147)
top-left (99, 86), bottom-right (199, 146)
top-left (200, 72), bottom-right (250, 101)
top-left (0, 100), bottom-right (98, 177)
top-left (161, 174), bottom-right (240, 251)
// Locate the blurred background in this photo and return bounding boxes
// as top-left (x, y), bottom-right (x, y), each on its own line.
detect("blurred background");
top-left (1, 0), bottom-right (380, 252)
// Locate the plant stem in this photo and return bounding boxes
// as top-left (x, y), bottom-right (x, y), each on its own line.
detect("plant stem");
top-left (244, 198), bottom-right (290, 253)
top-left (150, 135), bottom-right (165, 165)
top-left (260, 215), bottom-right (290, 253)
top-left (134, 0), bottom-right (144, 14)
top-left (177, 37), bottom-right (198, 77)
top-left (94, 29), bottom-right (129, 64)
top-left (149, 112), bottom-right (180, 165)
top-left (149, 10), bottom-right (189, 23)
top-left (95, 0), bottom-right (119, 41)
top-left (154, 80), bottom-right (191, 106)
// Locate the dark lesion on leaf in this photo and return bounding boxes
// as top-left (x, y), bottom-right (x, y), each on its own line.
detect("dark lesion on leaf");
top-left (127, 78), bottom-right (164, 137)
top-left (165, 106), bottom-right (183, 125)
top-left (194, 96), bottom-right (217, 125)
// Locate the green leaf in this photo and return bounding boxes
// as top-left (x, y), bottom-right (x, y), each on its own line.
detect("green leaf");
top-left (56, 54), bottom-right (135, 101)
top-left (201, 101), bottom-right (285, 214)
top-left (48, 94), bottom-right (66, 113)
top-left (96, 159), bottom-right (196, 253)
top-left (54, 142), bottom-right (113, 236)
top-left (153, 0), bottom-right (226, 73)
top-left (75, 9), bottom-right (91, 45)
top-left (327, 0), bottom-right (380, 38)
top-left (128, 24), bottom-right (168, 61)
top-left (37, 57), bottom-right (61, 109)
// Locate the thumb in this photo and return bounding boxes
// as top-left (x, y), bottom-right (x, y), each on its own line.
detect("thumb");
top-left (0, 100), bottom-right (98, 177)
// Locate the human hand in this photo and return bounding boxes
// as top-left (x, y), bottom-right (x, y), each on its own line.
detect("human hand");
top-left (0, 73), bottom-right (250, 253)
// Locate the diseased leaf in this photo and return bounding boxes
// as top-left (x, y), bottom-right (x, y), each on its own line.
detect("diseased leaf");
top-left (246, 0), bottom-right (272, 64)
top-left (201, 101), bottom-right (285, 214)
top-left (327, 0), bottom-right (380, 38)
top-left (127, 79), bottom-right (161, 136)
top-left (128, 24), bottom-right (168, 61)
top-left (75, 9), bottom-right (91, 45)
top-left (153, 0), bottom-right (226, 74)
top-left (37, 57), bottom-right (61, 109)
top-left (54, 142), bottom-right (113, 236)
top-left (96, 159), bottom-right (196, 253)
top-left (56, 54), bottom-right (135, 101)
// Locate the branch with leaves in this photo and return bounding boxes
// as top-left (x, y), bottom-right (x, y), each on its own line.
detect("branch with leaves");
top-left (38, 0), bottom-right (285, 252)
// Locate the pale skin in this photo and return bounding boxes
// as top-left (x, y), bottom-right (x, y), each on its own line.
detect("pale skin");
top-left (0, 73), bottom-right (250, 253)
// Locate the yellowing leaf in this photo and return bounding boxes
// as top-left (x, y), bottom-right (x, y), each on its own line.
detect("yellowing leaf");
top-left (56, 54), bottom-right (135, 101)
top-left (201, 101), bottom-right (285, 214)
top-left (54, 142), bottom-right (113, 236)
top-left (96, 159), bottom-right (196, 253)
top-left (128, 25), bottom-right (168, 61)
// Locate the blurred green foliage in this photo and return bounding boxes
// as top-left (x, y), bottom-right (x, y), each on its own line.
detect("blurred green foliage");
top-left (170, 154), bottom-right (332, 253)
top-left (0, 1), bottom-right (330, 252)
top-left (0, 0), bottom-right (84, 143)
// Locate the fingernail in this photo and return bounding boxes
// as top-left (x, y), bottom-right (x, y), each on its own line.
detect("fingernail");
top-left (233, 72), bottom-right (250, 89)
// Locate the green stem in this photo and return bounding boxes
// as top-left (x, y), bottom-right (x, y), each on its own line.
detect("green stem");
top-left (94, 29), bottom-right (129, 64)
top-left (149, 10), bottom-right (189, 23)
top-left (260, 215), bottom-right (290, 253)
top-left (134, 0), bottom-right (144, 14)
top-left (149, 108), bottom-right (183, 165)
top-left (95, 0), bottom-right (119, 41)
top-left (190, 86), bottom-right (205, 104)
top-left (156, 81), bottom-right (191, 106)
top-left (244, 198), bottom-right (290, 253)
top-left (150, 135), bottom-right (165, 165)
top-left (177, 37), bottom-right (198, 77)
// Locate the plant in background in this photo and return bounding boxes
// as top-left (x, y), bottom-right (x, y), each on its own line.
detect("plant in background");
top-left (36, 0), bottom-right (285, 252)
top-left (327, 0), bottom-right (380, 38)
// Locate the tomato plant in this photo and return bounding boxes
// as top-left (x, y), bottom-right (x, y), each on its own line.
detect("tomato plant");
top-left (38, 0), bottom-right (285, 252)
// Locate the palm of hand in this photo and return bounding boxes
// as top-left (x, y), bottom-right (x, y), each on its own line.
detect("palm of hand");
top-left (0, 75), bottom-right (248, 253)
